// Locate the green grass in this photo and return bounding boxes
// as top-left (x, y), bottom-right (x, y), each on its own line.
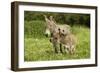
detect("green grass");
top-left (24, 24), bottom-right (90, 61)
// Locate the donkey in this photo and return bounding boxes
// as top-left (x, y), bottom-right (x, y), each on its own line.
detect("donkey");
top-left (44, 15), bottom-right (71, 53)
top-left (51, 28), bottom-right (77, 54)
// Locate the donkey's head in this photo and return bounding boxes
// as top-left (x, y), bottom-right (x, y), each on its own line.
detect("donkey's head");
top-left (58, 25), bottom-right (71, 36)
top-left (44, 15), bottom-right (56, 37)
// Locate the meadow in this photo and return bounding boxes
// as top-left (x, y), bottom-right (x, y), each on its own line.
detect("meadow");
top-left (24, 21), bottom-right (90, 61)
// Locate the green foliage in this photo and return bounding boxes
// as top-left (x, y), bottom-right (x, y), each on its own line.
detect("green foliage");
top-left (24, 11), bottom-right (90, 27)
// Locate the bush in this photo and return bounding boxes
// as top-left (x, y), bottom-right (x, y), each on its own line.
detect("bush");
top-left (24, 11), bottom-right (90, 27)
top-left (24, 20), bottom-right (46, 38)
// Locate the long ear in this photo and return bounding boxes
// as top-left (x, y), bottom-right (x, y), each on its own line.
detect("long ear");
top-left (50, 16), bottom-right (56, 22)
top-left (43, 15), bottom-right (50, 22)
top-left (49, 16), bottom-right (53, 21)
top-left (49, 16), bottom-right (57, 25)
top-left (43, 15), bottom-right (47, 19)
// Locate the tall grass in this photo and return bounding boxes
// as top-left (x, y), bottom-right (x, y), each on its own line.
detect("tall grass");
top-left (24, 21), bottom-right (90, 61)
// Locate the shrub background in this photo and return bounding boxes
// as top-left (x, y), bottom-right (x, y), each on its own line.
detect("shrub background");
top-left (24, 11), bottom-right (90, 61)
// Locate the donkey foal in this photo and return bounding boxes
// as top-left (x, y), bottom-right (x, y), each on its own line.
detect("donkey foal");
top-left (51, 28), bottom-right (77, 54)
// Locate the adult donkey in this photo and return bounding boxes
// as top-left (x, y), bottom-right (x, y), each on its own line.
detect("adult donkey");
top-left (44, 15), bottom-right (71, 53)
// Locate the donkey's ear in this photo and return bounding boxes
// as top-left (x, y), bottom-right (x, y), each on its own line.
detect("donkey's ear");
top-left (43, 15), bottom-right (47, 18)
top-left (43, 15), bottom-right (51, 24)
top-left (49, 16), bottom-right (53, 21)
top-left (49, 16), bottom-right (57, 25)
top-left (43, 15), bottom-right (50, 22)
top-left (43, 15), bottom-right (47, 20)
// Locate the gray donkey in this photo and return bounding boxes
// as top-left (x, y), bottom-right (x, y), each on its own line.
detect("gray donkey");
top-left (44, 15), bottom-right (71, 53)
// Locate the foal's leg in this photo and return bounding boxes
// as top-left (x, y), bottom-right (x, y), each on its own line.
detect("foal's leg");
top-left (70, 46), bottom-right (75, 54)
top-left (64, 45), bottom-right (70, 54)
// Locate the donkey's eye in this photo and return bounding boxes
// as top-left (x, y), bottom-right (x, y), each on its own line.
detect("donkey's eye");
top-left (58, 28), bottom-right (60, 31)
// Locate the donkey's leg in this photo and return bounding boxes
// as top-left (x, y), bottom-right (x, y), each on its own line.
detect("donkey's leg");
top-left (60, 43), bottom-right (63, 53)
top-left (49, 38), bottom-right (58, 53)
top-left (53, 42), bottom-right (59, 53)
top-left (68, 46), bottom-right (75, 55)
top-left (70, 46), bottom-right (76, 54)
top-left (64, 45), bottom-right (69, 54)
